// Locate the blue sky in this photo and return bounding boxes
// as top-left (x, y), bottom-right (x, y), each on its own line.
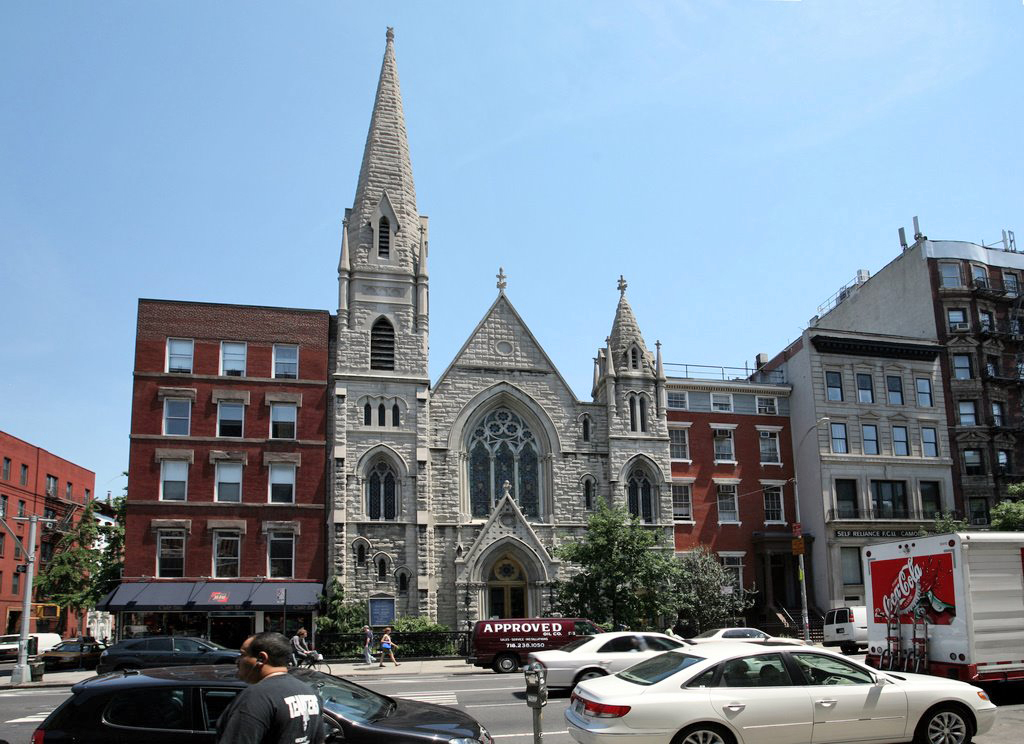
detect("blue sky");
top-left (2, 1), bottom-right (1022, 499)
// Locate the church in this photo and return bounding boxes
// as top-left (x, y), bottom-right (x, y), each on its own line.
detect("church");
top-left (332, 28), bottom-right (674, 628)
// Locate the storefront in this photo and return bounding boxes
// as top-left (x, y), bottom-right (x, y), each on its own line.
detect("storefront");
top-left (97, 581), bottom-right (322, 648)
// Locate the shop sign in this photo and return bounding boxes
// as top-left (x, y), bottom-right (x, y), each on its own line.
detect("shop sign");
top-left (210, 592), bottom-right (229, 603)
top-left (835, 529), bottom-right (920, 538)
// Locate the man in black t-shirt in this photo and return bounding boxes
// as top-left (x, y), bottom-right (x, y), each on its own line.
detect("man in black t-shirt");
top-left (217, 631), bottom-right (324, 744)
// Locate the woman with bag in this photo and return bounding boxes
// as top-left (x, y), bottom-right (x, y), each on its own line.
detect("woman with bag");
top-left (378, 627), bottom-right (399, 667)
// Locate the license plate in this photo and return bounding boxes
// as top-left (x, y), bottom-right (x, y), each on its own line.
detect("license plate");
top-left (573, 700), bottom-right (585, 716)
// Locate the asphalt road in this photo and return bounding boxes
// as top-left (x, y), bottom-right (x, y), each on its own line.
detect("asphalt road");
top-left (2, 668), bottom-right (1023, 743)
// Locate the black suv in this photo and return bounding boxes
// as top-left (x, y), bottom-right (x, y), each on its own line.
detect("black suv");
top-left (35, 665), bottom-right (493, 743)
top-left (96, 636), bottom-right (239, 673)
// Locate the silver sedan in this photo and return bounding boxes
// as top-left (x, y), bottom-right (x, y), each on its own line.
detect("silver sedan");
top-left (528, 631), bottom-right (687, 690)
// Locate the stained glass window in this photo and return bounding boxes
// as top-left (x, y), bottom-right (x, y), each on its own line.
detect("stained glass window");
top-left (627, 466), bottom-right (655, 523)
top-left (368, 461), bottom-right (397, 520)
top-left (468, 408), bottom-right (541, 518)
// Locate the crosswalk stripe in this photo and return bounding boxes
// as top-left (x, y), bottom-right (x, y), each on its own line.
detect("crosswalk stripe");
top-left (6, 714), bottom-right (49, 723)
top-left (397, 692), bottom-right (458, 705)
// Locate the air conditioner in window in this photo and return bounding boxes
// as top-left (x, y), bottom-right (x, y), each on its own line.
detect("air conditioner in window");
top-left (971, 517), bottom-right (989, 526)
top-left (226, 370), bottom-right (243, 377)
top-left (949, 322), bottom-right (970, 331)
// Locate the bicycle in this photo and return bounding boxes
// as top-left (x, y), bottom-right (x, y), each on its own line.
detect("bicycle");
top-left (292, 653), bottom-right (333, 676)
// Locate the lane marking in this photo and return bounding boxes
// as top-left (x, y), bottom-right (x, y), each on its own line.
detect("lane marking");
top-left (493, 731), bottom-right (570, 739)
top-left (6, 714), bottom-right (49, 723)
top-left (466, 701), bottom-right (570, 709)
top-left (397, 693), bottom-right (458, 705)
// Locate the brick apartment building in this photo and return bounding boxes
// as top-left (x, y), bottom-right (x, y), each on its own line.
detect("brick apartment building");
top-left (0, 431), bottom-right (95, 635)
top-left (665, 367), bottom-right (801, 623)
top-left (98, 300), bottom-right (330, 648)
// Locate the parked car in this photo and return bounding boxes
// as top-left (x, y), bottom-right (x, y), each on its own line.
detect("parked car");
top-left (823, 605), bottom-right (868, 654)
top-left (686, 627), bottom-right (805, 644)
top-left (469, 617), bottom-right (603, 673)
top-left (566, 642), bottom-right (996, 744)
top-left (34, 664), bottom-right (493, 744)
top-left (0, 632), bottom-right (62, 661)
top-left (528, 631), bottom-right (688, 690)
top-left (39, 639), bottom-right (108, 670)
top-left (96, 636), bottom-right (239, 673)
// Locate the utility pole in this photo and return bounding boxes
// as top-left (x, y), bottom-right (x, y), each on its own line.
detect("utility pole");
top-left (10, 515), bottom-right (53, 684)
top-left (792, 416), bottom-right (830, 644)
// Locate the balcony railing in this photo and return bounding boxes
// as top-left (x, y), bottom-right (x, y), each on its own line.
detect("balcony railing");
top-left (827, 507), bottom-right (962, 522)
top-left (664, 362), bottom-right (787, 385)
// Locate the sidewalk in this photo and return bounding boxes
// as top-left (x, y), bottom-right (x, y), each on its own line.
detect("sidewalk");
top-left (1, 658), bottom-right (488, 689)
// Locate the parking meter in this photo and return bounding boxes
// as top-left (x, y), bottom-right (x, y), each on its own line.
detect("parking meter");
top-left (524, 662), bottom-right (548, 708)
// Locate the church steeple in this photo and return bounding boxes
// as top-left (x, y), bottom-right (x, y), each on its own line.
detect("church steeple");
top-left (608, 276), bottom-right (654, 376)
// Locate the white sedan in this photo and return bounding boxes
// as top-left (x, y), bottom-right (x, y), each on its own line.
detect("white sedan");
top-left (686, 627), bottom-right (804, 644)
top-left (528, 632), bottom-right (687, 690)
top-left (565, 642), bottom-right (996, 744)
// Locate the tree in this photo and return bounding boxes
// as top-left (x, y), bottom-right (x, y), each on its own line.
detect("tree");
top-left (35, 500), bottom-right (101, 634)
top-left (918, 511), bottom-right (969, 536)
top-left (552, 504), bottom-right (681, 629)
top-left (670, 546), bottom-right (756, 635)
top-left (990, 500), bottom-right (1024, 531)
top-left (316, 579), bottom-right (368, 633)
top-left (89, 483), bottom-right (127, 605)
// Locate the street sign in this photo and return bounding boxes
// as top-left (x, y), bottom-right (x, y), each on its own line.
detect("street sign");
top-left (791, 538), bottom-right (805, 555)
top-left (276, 588), bottom-right (286, 604)
top-left (792, 522), bottom-right (802, 537)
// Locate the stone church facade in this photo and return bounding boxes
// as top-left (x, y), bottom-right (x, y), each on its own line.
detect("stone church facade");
top-left (331, 30), bottom-right (673, 629)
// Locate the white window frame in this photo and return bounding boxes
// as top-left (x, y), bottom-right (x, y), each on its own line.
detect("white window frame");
top-left (667, 391), bottom-right (688, 410)
top-left (958, 400), bottom-right (977, 426)
top-left (756, 396), bottom-right (777, 415)
top-left (672, 480), bottom-right (694, 523)
top-left (715, 482), bottom-right (740, 524)
top-left (166, 338), bottom-right (194, 373)
top-left (939, 263), bottom-right (962, 288)
top-left (273, 344), bottom-right (299, 379)
top-left (856, 373), bottom-right (874, 403)
top-left (160, 460), bottom-right (188, 501)
top-left (952, 354), bottom-right (972, 380)
top-left (712, 425), bottom-right (737, 463)
top-left (711, 393), bottom-right (733, 412)
top-left (892, 426), bottom-right (910, 456)
top-left (757, 427), bottom-right (782, 465)
top-left (268, 530), bottom-right (295, 578)
top-left (761, 483), bottom-right (785, 524)
top-left (216, 462), bottom-right (243, 503)
top-left (217, 401), bottom-right (245, 438)
top-left (916, 377), bottom-right (933, 407)
top-left (669, 426), bottom-right (691, 461)
top-left (213, 531), bottom-right (241, 578)
top-left (220, 341), bottom-right (247, 377)
top-left (825, 370), bottom-right (843, 401)
top-left (719, 552), bottom-right (745, 589)
top-left (862, 424), bottom-right (879, 455)
top-left (157, 529), bottom-right (185, 578)
top-left (163, 399), bottom-right (191, 436)
top-left (270, 403), bottom-right (297, 440)
top-left (830, 422), bottom-right (848, 454)
top-left (269, 464), bottom-right (296, 504)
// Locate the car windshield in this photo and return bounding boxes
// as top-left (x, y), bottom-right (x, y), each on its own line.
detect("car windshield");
top-left (692, 629), bottom-right (721, 639)
top-left (301, 670), bottom-right (392, 722)
top-left (52, 642), bottom-right (81, 652)
top-left (558, 637), bottom-right (594, 653)
top-left (617, 651), bottom-right (705, 685)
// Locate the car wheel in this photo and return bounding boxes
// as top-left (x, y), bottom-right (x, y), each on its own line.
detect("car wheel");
top-left (914, 704), bottom-right (973, 744)
top-left (574, 669), bottom-right (607, 685)
top-left (673, 723), bottom-right (735, 744)
top-left (493, 654), bottom-right (520, 674)
top-left (840, 642), bottom-right (857, 655)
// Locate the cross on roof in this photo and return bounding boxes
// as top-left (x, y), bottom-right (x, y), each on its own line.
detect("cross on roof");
top-left (618, 275), bottom-right (628, 295)
top-left (497, 267), bottom-right (507, 292)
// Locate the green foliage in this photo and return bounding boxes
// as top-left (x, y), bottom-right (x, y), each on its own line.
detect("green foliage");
top-left (315, 580), bottom-right (368, 634)
top-left (552, 503), bottom-right (682, 629)
top-left (671, 546), bottom-right (756, 635)
top-left (918, 511), bottom-right (969, 536)
top-left (36, 500), bottom-right (101, 613)
top-left (392, 615), bottom-right (448, 633)
top-left (89, 482), bottom-right (127, 604)
top-left (990, 500), bottom-right (1024, 531)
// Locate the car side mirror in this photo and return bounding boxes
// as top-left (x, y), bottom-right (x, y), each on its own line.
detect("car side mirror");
top-left (325, 726), bottom-right (345, 742)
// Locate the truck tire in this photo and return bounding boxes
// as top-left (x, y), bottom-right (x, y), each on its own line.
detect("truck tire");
top-left (493, 654), bottom-right (519, 673)
top-left (840, 642), bottom-right (858, 655)
top-left (914, 704), bottom-right (973, 744)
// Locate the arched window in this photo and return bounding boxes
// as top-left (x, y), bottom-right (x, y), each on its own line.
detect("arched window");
top-left (630, 346), bottom-right (641, 369)
top-left (583, 478), bottom-right (595, 510)
top-left (356, 543), bottom-right (366, 566)
top-left (392, 403), bottom-right (400, 427)
top-left (378, 216), bottom-right (390, 258)
top-left (367, 460), bottom-right (397, 520)
top-left (639, 395), bottom-right (648, 432)
top-left (581, 416), bottom-right (591, 442)
top-left (398, 573), bottom-right (409, 593)
top-left (378, 403), bottom-right (386, 426)
top-left (363, 403), bottom-right (372, 426)
top-left (628, 395), bottom-right (638, 432)
top-left (468, 408), bottom-right (541, 519)
top-left (370, 317), bottom-right (395, 371)
top-left (627, 465), bottom-right (654, 523)
top-left (377, 557), bottom-right (388, 581)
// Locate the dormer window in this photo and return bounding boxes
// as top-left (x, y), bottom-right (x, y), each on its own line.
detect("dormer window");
top-left (370, 317), bottom-right (395, 370)
top-left (378, 216), bottom-right (391, 258)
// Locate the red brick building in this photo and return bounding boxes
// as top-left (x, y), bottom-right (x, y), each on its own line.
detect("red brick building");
top-left (99, 300), bottom-right (330, 648)
top-left (0, 431), bottom-right (95, 635)
top-left (664, 368), bottom-right (805, 624)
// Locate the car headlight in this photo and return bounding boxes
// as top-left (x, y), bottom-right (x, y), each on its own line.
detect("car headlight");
top-left (449, 726), bottom-right (492, 744)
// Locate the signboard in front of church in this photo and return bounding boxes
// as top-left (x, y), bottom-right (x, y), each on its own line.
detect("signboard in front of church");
top-left (369, 598), bottom-right (396, 627)
top-left (834, 529), bottom-right (921, 539)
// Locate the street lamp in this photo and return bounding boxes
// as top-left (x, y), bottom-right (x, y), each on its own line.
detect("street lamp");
top-left (791, 416), bottom-right (829, 643)
top-left (9, 514), bottom-right (56, 685)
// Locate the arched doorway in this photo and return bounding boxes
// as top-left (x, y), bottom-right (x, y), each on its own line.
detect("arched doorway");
top-left (486, 554), bottom-right (528, 619)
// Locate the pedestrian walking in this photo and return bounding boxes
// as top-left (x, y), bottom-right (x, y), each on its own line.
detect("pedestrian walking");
top-left (378, 627), bottom-right (399, 667)
top-left (362, 625), bottom-right (376, 665)
top-left (217, 631), bottom-right (324, 744)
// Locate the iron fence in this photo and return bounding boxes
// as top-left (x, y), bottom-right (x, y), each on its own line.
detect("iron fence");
top-left (313, 631), bottom-right (471, 661)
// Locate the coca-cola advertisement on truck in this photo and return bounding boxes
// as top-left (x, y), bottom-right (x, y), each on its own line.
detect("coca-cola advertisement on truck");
top-left (869, 553), bottom-right (957, 625)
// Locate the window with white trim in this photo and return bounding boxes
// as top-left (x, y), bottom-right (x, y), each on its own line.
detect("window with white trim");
top-left (269, 464), bottom-right (295, 504)
top-left (763, 486), bottom-right (783, 522)
top-left (213, 532), bottom-right (240, 578)
top-left (916, 378), bottom-right (933, 407)
top-left (862, 424), bottom-right (878, 455)
top-left (270, 404), bottom-right (297, 439)
top-left (160, 461), bottom-right (188, 501)
top-left (952, 354), bottom-right (972, 380)
top-left (947, 308), bottom-right (968, 331)
top-left (713, 429), bottom-right (735, 461)
top-left (167, 338), bottom-right (194, 373)
top-left (856, 373), bottom-right (873, 403)
top-left (939, 262), bottom-right (962, 288)
top-left (717, 484), bottom-right (739, 523)
top-left (268, 531), bottom-right (294, 578)
top-left (672, 484), bottom-right (692, 522)
top-left (758, 431), bottom-right (780, 464)
top-left (958, 400), bottom-right (977, 426)
top-left (157, 530), bottom-right (185, 578)
top-left (720, 554), bottom-right (744, 588)
top-left (756, 396), bottom-right (777, 415)
top-left (825, 371), bottom-right (843, 401)
top-left (221, 342), bottom-right (246, 376)
top-left (216, 462), bottom-right (242, 503)
top-left (273, 344), bottom-right (298, 379)
top-left (712, 393), bottom-right (733, 412)
top-left (217, 402), bottom-right (244, 438)
top-left (669, 429), bottom-right (689, 460)
top-left (163, 399), bottom-right (191, 436)
top-left (886, 375), bottom-right (904, 405)
top-left (830, 422), bottom-right (848, 453)
top-left (667, 392), bottom-right (687, 409)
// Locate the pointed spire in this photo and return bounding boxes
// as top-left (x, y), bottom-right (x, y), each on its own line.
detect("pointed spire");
top-left (349, 27), bottom-right (419, 266)
top-left (656, 340), bottom-right (665, 380)
top-left (338, 217), bottom-right (350, 273)
top-left (608, 277), bottom-right (650, 369)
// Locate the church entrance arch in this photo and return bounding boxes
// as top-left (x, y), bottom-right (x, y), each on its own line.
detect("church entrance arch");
top-left (486, 553), bottom-right (528, 619)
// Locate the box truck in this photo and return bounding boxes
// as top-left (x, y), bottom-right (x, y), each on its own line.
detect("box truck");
top-left (863, 531), bottom-right (1024, 683)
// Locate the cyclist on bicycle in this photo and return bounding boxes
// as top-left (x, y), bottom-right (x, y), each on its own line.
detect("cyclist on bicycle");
top-left (289, 627), bottom-right (322, 666)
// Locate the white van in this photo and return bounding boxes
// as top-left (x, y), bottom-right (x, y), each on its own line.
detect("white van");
top-left (0, 632), bottom-right (63, 660)
top-left (823, 606), bottom-right (867, 654)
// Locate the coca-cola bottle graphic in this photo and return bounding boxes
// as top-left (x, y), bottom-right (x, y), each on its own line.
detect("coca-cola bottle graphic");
top-left (912, 555), bottom-right (957, 625)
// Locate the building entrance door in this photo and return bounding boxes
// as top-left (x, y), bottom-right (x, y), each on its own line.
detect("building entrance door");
top-left (486, 554), bottom-right (527, 618)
